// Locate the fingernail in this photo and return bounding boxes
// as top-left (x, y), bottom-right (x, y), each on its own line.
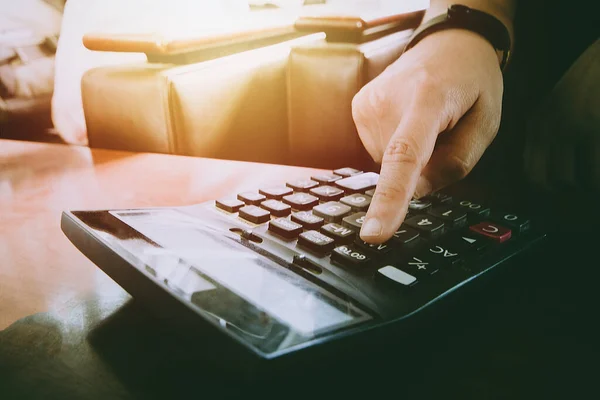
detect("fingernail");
top-left (361, 218), bottom-right (382, 238)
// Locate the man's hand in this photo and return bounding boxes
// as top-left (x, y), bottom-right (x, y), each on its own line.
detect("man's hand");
top-left (352, 29), bottom-right (504, 243)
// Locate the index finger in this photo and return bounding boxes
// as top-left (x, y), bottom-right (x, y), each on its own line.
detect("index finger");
top-left (359, 114), bottom-right (440, 243)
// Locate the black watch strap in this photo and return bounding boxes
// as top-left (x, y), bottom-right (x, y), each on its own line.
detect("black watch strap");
top-left (404, 4), bottom-right (512, 70)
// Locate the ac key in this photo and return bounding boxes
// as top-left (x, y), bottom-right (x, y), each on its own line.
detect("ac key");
top-left (424, 242), bottom-right (463, 266)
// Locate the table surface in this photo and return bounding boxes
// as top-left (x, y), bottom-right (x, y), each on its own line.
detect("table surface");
top-left (0, 139), bottom-right (594, 399)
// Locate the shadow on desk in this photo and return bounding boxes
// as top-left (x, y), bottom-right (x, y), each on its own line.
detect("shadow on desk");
top-left (0, 233), bottom-right (596, 400)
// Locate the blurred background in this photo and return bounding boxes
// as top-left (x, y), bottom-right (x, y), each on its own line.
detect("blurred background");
top-left (0, 0), bottom-right (403, 147)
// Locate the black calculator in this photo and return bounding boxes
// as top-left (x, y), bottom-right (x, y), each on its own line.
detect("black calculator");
top-left (61, 167), bottom-right (545, 374)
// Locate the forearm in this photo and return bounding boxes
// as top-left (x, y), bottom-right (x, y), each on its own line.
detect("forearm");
top-left (425, 0), bottom-right (516, 43)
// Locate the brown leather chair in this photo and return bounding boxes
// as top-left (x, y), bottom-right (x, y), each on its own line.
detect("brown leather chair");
top-left (80, 2), bottom-right (426, 168)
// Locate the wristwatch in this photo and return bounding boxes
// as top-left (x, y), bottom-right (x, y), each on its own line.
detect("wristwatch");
top-left (403, 4), bottom-right (512, 71)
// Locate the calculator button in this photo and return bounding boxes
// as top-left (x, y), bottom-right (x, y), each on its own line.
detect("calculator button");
top-left (342, 212), bottom-right (366, 231)
top-left (239, 205), bottom-right (271, 224)
top-left (446, 231), bottom-right (491, 253)
top-left (378, 266), bottom-right (417, 286)
top-left (340, 193), bottom-right (372, 211)
top-left (312, 202), bottom-right (352, 222)
top-left (355, 239), bottom-right (393, 256)
top-left (392, 225), bottom-right (420, 247)
top-left (395, 255), bottom-right (438, 277)
top-left (491, 212), bottom-right (530, 233)
top-left (291, 211), bottom-right (324, 230)
top-left (335, 172), bottom-right (379, 194)
top-left (424, 192), bottom-right (452, 205)
top-left (405, 215), bottom-right (445, 239)
top-left (282, 193), bottom-right (319, 211)
top-left (320, 223), bottom-right (356, 244)
top-left (215, 198), bottom-right (245, 213)
top-left (237, 192), bottom-right (267, 206)
top-left (286, 179), bottom-right (319, 192)
top-left (269, 218), bottom-right (303, 239)
top-left (428, 206), bottom-right (467, 228)
top-left (408, 198), bottom-right (432, 212)
top-left (260, 199), bottom-right (291, 217)
top-left (311, 173), bottom-right (342, 185)
top-left (331, 245), bottom-right (371, 267)
top-left (470, 222), bottom-right (512, 243)
top-left (333, 167), bottom-right (363, 178)
top-left (424, 243), bottom-right (463, 266)
top-left (298, 230), bottom-right (335, 254)
top-left (259, 187), bottom-right (293, 200)
top-left (310, 185), bottom-right (345, 201)
top-left (365, 189), bottom-right (375, 196)
top-left (457, 200), bottom-right (491, 220)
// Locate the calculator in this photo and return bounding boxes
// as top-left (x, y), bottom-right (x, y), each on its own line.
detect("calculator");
top-left (61, 167), bottom-right (545, 373)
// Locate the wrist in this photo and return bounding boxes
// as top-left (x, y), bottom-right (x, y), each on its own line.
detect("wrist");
top-left (419, 29), bottom-right (504, 67)
top-left (405, 4), bottom-right (512, 71)
top-left (425, 1), bottom-right (515, 46)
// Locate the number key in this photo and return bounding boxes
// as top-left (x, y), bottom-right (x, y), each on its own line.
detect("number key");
top-left (457, 200), bottom-right (491, 220)
top-left (340, 193), bottom-right (372, 211)
top-left (405, 215), bottom-right (445, 239)
top-left (342, 212), bottom-right (366, 231)
top-left (428, 206), bottom-right (467, 228)
top-left (313, 201), bottom-right (352, 222)
top-left (408, 198), bottom-right (432, 212)
top-left (491, 212), bottom-right (530, 233)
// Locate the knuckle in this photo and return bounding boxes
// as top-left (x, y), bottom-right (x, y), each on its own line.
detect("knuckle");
top-left (352, 83), bottom-right (390, 124)
top-left (445, 154), bottom-right (473, 181)
top-left (412, 68), bottom-right (443, 99)
top-left (383, 136), bottom-right (423, 169)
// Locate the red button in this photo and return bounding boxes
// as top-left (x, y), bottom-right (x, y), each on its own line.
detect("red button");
top-left (469, 221), bottom-right (512, 243)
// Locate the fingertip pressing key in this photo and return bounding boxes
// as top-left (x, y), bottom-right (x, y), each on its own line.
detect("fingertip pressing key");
top-left (360, 217), bottom-right (383, 241)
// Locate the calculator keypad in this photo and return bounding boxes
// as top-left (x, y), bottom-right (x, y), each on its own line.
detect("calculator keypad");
top-left (313, 202), bottom-right (352, 223)
top-left (310, 185), bottom-right (345, 201)
top-left (217, 168), bottom-right (529, 299)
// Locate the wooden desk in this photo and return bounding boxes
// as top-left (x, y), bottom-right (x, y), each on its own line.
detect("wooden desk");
top-left (0, 140), bottom-right (324, 331)
top-left (0, 140), bottom-right (591, 399)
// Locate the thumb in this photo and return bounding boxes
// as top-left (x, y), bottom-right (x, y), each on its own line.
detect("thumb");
top-left (415, 100), bottom-right (498, 196)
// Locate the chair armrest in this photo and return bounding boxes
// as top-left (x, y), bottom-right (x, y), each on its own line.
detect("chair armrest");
top-left (295, 0), bottom-right (428, 42)
top-left (82, 9), bottom-right (306, 64)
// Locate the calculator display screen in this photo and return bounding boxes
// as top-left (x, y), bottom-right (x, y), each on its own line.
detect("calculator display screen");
top-left (111, 209), bottom-right (369, 343)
